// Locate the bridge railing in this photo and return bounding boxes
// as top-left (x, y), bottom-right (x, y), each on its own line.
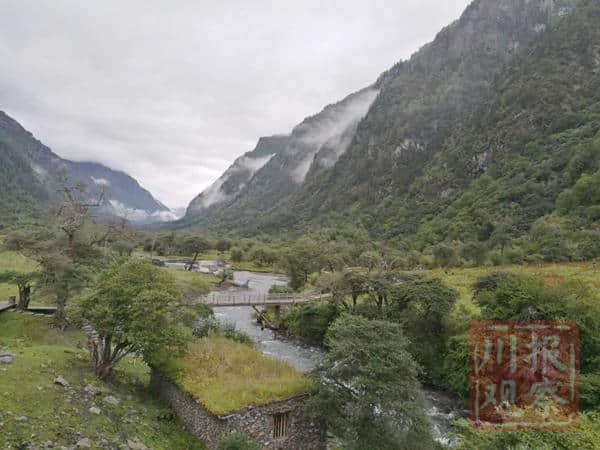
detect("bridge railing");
top-left (199, 291), bottom-right (331, 306)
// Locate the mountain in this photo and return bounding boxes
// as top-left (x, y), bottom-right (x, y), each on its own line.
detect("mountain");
top-left (181, 0), bottom-right (598, 255)
top-left (0, 111), bottom-right (174, 224)
top-left (186, 135), bottom-right (290, 216)
top-left (183, 87), bottom-right (379, 227)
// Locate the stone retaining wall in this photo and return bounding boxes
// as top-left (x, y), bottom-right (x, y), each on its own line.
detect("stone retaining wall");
top-left (150, 369), bottom-right (325, 450)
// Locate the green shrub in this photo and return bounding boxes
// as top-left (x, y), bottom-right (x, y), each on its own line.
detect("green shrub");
top-left (192, 318), bottom-right (254, 346)
top-left (230, 248), bottom-right (244, 262)
top-left (281, 301), bottom-right (339, 346)
top-left (442, 333), bottom-right (469, 402)
top-left (268, 284), bottom-right (293, 294)
top-left (217, 432), bottom-right (260, 450)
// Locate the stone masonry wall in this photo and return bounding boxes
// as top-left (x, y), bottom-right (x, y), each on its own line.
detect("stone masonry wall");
top-left (150, 370), bottom-right (325, 450)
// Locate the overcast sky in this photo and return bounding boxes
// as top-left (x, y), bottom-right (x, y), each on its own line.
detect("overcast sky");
top-left (1, 0), bottom-right (471, 208)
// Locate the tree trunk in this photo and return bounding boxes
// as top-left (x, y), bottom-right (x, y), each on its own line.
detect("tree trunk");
top-left (87, 336), bottom-right (129, 380)
top-left (55, 295), bottom-right (68, 330)
top-left (186, 252), bottom-right (199, 271)
top-left (94, 361), bottom-right (115, 379)
top-left (376, 294), bottom-right (384, 311)
top-left (17, 285), bottom-right (31, 310)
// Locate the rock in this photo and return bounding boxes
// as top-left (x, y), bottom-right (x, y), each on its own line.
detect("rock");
top-left (15, 415), bottom-right (28, 422)
top-left (76, 438), bottom-right (93, 448)
top-left (127, 439), bottom-right (148, 450)
top-left (0, 352), bottom-right (16, 364)
top-left (89, 406), bottom-right (101, 415)
top-left (84, 384), bottom-right (100, 396)
top-left (104, 395), bottom-right (120, 406)
top-left (54, 375), bottom-right (70, 387)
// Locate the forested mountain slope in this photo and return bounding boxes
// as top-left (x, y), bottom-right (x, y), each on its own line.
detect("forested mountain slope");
top-left (0, 111), bottom-right (173, 224)
top-left (0, 138), bottom-right (48, 216)
top-left (397, 0), bottom-right (600, 260)
top-left (182, 0), bottom-right (583, 238)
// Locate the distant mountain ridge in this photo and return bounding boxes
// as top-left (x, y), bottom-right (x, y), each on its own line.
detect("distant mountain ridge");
top-left (182, 87), bottom-right (379, 226)
top-left (0, 110), bottom-right (174, 224)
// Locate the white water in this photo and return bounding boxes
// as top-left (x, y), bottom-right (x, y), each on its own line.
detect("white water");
top-left (210, 271), bottom-right (324, 373)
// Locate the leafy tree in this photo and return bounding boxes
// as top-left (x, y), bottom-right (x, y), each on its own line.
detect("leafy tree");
top-left (0, 271), bottom-right (37, 310)
top-left (248, 246), bottom-right (278, 267)
top-left (441, 333), bottom-right (470, 401)
top-left (4, 179), bottom-right (107, 328)
top-left (281, 301), bottom-right (339, 346)
top-left (285, 238), bottom-right (320, 290)
top-left (489, 221), bottom-right (513, 255)
top-left (230, 248), bottom-right (244, 262)
top-left (460, 241), bottom-right (487, 266)
top-left (385, 275), bottom-right (458, 383)
top-left (317, 242), bottom-right (347, 272)
top-left (359, 250), bottom-right (383, 272)
top-left (215, 239), bottom-right (232, 254)
top-left (77, 259), bottom-right (188, 379)
top-left (308, 314), bottom-right (433, 449)
top-left (181, 236), bottom-right (210, 271)
top-left (341, 270), bottom-right (369, 310)
top-left (433, 244), bottom-right (456, 268)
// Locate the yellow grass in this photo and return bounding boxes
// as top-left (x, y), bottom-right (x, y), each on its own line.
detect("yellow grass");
top-left (166, 267), bottom-right (219, 298)
top-left (175, 337), bottom-right (314, 415)
top-left (418, 261), bottom-right (600, 314)
top-left (0, 240), bottom-right (39, 301)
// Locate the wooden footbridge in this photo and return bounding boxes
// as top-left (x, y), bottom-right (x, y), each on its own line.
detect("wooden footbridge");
top-left (199, 292), bottom-right (331, 307)
top-left (199, 292), bottom-right (331, 330)
top-left (0, 301), bottom-right (14, 313)
top-left (0, 297), bottom-right (57, 315)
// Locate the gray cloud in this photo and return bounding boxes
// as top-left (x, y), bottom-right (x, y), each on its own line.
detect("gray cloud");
top-left (0, 0), bottom-right (471, 208)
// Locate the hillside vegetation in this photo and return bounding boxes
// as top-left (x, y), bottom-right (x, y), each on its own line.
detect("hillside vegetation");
top-left (179, 0), bottom-right (600, 269)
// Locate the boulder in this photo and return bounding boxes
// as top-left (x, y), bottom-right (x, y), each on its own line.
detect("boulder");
top-left (54, 375), bottom-right (70, 387)
top-left (127, 439), bottom-right (148, 450)
top-left (104, 395), bottom-right (120, 406)
top-left (84, 384), bottom-right (100, 396)
top-left (76, 438), bottom-right (93, 448)
top-left (0, 352), bottom-right (16, 364)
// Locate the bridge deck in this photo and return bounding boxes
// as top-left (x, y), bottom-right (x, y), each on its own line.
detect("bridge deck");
top-left (0, 302), bottom-right (15, 313)
top-left (200, 293), bottom-right (331, 307)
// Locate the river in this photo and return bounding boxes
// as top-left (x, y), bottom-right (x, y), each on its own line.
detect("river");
top-left (210, 270), bottom-right (324, 373)
top-left (168, 261), bottom-right (465, 446)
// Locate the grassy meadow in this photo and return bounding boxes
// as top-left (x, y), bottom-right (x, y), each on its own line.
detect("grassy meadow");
top-left (0, 312), bottom-right (205, 449)
top-left (418, 261), bottom-right (600, 316)
top-left (0, 242), bottom-right (39, 302)
top-left (164, 336), bottom-right (314, 415)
